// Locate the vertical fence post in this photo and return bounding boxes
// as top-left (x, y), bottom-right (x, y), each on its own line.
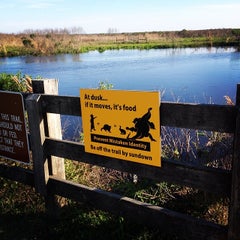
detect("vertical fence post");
top-left (32, 79), bottom-right (66, 215)
top-left (26, 94), bottom-right (48, 195)
top-left (32, 79), bottom-right (65, 179)
top-left (228, 84), bottom-right (240, 240)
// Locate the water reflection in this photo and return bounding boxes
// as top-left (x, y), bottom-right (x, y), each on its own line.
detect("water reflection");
top-left (24, 54), bottom-right (82, 64)
top-left (71, 54), bottom-right (81, 62)
top-left (25, 55), bottom-right (65, 63)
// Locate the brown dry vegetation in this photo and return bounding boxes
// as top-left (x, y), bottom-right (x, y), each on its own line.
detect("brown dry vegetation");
top-left (0, 28), bottom-right (240, 56)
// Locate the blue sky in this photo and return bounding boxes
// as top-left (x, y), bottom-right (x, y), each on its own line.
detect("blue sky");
top-left (0, 0), bottom-right (239, 33)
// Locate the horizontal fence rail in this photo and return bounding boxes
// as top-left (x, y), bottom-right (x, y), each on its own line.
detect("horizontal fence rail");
top-left (48, 176), bottom-right (227, 240)
top-left (41, 94), bottom-right (237, 133)
top-left (44, 137), bottom-right (231, 197)
top-left (0, 163), bottom-right (34, 187)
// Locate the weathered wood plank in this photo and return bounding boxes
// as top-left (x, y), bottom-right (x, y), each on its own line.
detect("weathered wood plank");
top-left (42, 95), bottom-right (81, 116)
top-left (32, 80), bottom-right (65, 179)
top-left (41, 95), bottom-right (236, 133)
top-left (0, 163), bottom-right (34, 187)
top-left (26, 94), bottom-right (48, 195)
top-left (48, 176), bottom-right (227, 240)
top-left (228, 84), bottom-right (240, 240)
top-left (44, 138), bottom-right (231, 196)
top-left (161, 102), bottom-right (236, 133)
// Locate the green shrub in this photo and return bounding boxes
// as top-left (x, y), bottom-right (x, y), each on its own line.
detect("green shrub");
top-left (21, 37), bottom-right (34, 48)
top-left (0, 72), bottom-right (32, 92)
top-left (29, 33), bottom-right (36, 39)
top-left (232, 29), bottom-right (240, 36)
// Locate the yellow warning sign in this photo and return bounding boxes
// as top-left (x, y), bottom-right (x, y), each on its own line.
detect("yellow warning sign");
top-left (80, 89), bottom-right (161, 167)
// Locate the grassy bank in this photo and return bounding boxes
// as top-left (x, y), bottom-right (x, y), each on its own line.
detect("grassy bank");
top-left (0, 28), bottom-right (240, 57)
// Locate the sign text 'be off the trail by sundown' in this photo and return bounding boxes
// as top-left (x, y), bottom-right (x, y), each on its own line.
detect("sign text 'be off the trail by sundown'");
top-left (80, 89), bottom-right (161, 167)
top-left (0, 91), bottom-right (30, 163)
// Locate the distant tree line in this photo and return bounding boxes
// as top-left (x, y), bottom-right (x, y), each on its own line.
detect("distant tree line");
top-left (107, 28), bottom-right (118, 34)
top-left (22, 26), bottom-right (120, 35)
top-left (22, 26), bottom-right (85, 35)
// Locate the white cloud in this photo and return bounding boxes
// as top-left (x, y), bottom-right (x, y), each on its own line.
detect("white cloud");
top-left (202, 3), bottom-right (240, 10)
top-left (19, 0), bottom-right (64, 9)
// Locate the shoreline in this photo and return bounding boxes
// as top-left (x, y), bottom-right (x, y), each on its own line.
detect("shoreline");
top-left (0, 28), bottom-right (239, 57)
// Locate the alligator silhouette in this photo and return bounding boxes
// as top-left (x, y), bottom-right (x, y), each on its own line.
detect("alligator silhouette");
top-left (127, 107), bottom-right (156, 141)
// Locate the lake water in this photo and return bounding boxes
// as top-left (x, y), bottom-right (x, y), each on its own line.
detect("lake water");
top-left (1, 47), bottom-right (240, 140)
top-left (1, 47), bottom-right (240, 104)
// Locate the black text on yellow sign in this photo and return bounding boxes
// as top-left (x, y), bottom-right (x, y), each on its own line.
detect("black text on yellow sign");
top-left (80, 89), bottom-right (161, 167)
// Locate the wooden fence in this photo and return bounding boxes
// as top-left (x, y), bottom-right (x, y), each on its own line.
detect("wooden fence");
top-left (1, 79), bottom-right (240, 240)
